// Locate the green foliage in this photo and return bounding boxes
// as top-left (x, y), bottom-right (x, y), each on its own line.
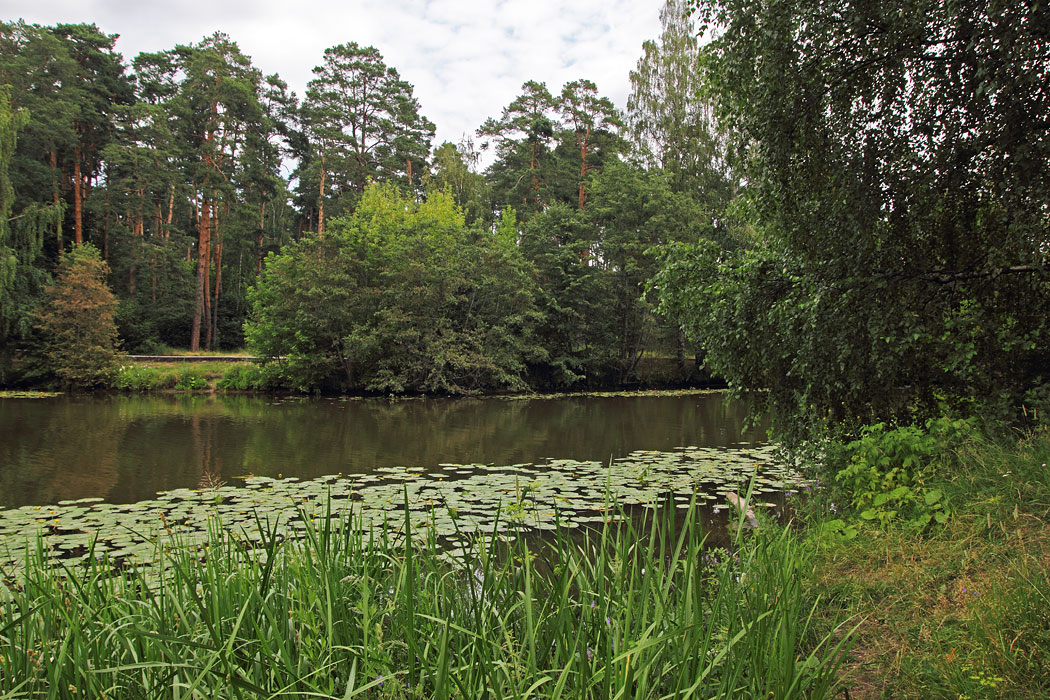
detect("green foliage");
top-left (174, 369), bottom-right (209, 390)
top-left (803, 425), bottom-right (1050, 698)
top-left (524, 163), bottom-right (707, 387)
top-left (216, 363), bottom-right (279, 391)
top-left (112, 363), bottom-right (178, 390)
top-left (0, 85), bottom-right (27, 315)
top-left (0, 83), bottom-right (60, 351)
top-left (302, 42), bottom-right (435, 225)
top-left (627, 0), bottom-right (731, 206)
top-left (829, 417), bottom-right (975, 532)
top-left (656, 0), bottom-right (1050, 438)
top-left (33, 244), bottom-right (121, 388)
top-left (478, 80), bottom-right (559, 218)
top-left (427, 140), bottom-right (489, 226)
top-left (246, 184), bottom-right (541, 394)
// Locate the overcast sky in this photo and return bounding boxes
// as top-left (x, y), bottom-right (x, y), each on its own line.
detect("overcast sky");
top-left (9, 0), bottom-right (664, 165)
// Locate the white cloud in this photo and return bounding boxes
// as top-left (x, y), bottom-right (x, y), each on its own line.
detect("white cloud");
top-left (10, 0), bottom-right (665, 159)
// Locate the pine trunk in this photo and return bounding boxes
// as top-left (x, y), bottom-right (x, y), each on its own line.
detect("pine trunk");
top-left (72, 147), bottom-right (83, 246)
top-left (203, 200), bottom-right (215, 351)
top-left (129, 203), bottom-right (143, 299)
top-left (102, 201), bottom-right (110, 261)
top-left (190, 189), bottom-right (211, 352)
top-left (257, 201), bottom-right (265, 275)
top-left (529, 141), bottom-right (539, 204)
top-left (578, 143), bottom-right (589, 210)
top-left (50, 149), bottom-right (61, 254)
top-left (317, 153), bottom-right (326, 238)
top-left (165, 183), bottom-right (175, 239)
top-left (209, 202), bottom-right (225, 350)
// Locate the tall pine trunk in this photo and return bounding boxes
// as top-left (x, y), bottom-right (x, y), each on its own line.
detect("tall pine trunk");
top-left (129, 199), bottom-right (143, 299)
top-left (50, 149), bottom-right (62, 254)
top-left (209, 201), bottom-right (225, 350)
top-left (256, 201), bottom-right (265, 275)
top-left (72, 146), bottom-right (83, 246)
top-left (165, 183), bottom-right (175, 240)
top-left (317, 152), bottom-right (326, 238)
top-left (577, 144), bottom-right (589, 210)
top-left (190, 188), bottom-right (211, 351)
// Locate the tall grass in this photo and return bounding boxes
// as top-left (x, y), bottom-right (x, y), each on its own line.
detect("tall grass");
top-left (0, 498), bottom-right (853, 699)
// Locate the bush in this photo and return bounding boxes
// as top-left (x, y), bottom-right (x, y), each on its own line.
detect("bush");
top-left (112, 364), bottom-right (216, 391)
top-left (827, 416), bottom-right (976, 532)
top-left (216, 363), bottom-right (279, 391)
top-left (174, 370), bottom-right (208, 391)
top-left (112, 364), bottom-right (155, 390)
top-left (245, 184), bottom-right (541, 394)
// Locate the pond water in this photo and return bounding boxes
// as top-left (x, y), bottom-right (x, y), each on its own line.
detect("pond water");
top-left (0, 390), bottom-right (765, 509)
top-left (0, 391), bottom-right (802, 573)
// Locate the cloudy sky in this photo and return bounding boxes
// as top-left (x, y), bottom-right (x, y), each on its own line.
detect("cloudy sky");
top-left (10, 0), bottom-right (664, 163)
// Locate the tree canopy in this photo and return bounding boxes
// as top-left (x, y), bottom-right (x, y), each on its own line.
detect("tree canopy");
top-left (0, 11), bottom-right (757, 395)
top-left (655, 0), bottom-right (1050, 439)
top-left (302, 43), bottom-right (435, 232)
top-left (246, 183), bottom-right (541, 394)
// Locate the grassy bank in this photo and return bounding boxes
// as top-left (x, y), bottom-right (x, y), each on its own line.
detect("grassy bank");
top-left (113, 361), bottom-right (271, 393)
top-left (108, 356), bottom-right (711, 395)
top-left (800, 423), bottom-right (1050, 699)
top-left (0, 501), bottom-right (852, 699)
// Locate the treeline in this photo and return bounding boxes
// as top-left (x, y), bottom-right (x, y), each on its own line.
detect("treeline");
top-left (7, 0), bottom-right (1039, 432)
top-left (0, 1), bottom-right (735, 392)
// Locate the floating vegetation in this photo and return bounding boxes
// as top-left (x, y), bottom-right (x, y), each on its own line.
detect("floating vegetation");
top-left (0, 445), bottom-right (805, 574)
top-left (497, 388), bottom-right (725, 401)
top-left (0, 390), bottom-right (63, 399)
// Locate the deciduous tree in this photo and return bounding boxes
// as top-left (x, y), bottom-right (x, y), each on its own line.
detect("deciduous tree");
top-left (656, 0), bottom-right (1050, 439)
top-left (627, 0), bottom-right (729, 205)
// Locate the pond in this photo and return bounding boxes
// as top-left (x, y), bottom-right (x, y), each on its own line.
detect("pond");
top-left (0, 390), bottom-right (803, 573)
top-left (0, 390), bottom-right (766, 509)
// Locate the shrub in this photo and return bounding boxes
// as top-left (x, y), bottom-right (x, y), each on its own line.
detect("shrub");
top-left (174, 370), bottom-right (209, 391)
top-left (828, 416), bottom-right (976, 532)
top-left (216, 363), bottom-right (286, 391)
top-left (112, 364), bottom-right (154, 390)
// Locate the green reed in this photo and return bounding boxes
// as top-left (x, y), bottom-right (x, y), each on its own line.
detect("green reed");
top-left (0, 496), bottom-right (853, 699)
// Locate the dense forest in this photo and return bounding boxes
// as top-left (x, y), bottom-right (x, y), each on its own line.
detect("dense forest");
top-left (2, 0), bottom-right (1048, 434)
top-left (0, 2), bottom-right (729, 394)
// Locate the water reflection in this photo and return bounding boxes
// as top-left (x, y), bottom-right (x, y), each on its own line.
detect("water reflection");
top-left (0, 392), bottom-right (764, 508)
